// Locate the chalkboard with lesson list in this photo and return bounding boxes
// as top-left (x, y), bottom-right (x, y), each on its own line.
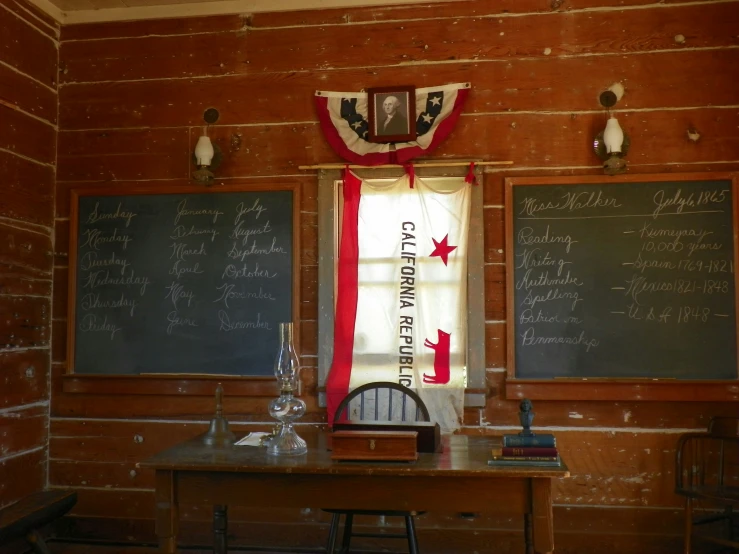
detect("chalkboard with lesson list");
top-left (67, 184), bottom-right (299, 376)
top-left (505, 174), bottom-right (739, 380)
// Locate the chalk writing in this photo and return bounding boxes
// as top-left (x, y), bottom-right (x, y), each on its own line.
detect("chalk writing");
top-left (73, 190), bottom-right (295, 377)
top-left (164, 281), bottom-right (195, 310)
top-left (174, 198), bottom-right (224, 224)
top-left (80, 292), bottom-right (138, 317)
top-left (86, 202), bottom-right (137, 227)
top-left (82, 269), bottom-right (150, 296)
top-left (511, 179), bottom-right (736, 380)
top-left (229, 220), bottom-right (273, 246)
top-left (217, 310), bottom-right (272, 332)
top-left (519, 190), bottom-right (621, 217)
top-left (80, 251), bottom-right (130, 275)
top-left (221, 262), bottom-right (277, 280)
top-left (227, 238), bottom-right (287, 261)
top-left (652, 188), bottom-right (728, 218)
top-left (517, 226), bottom-right (577, 254)
top-left (234, 199), bottom-right (267, 224)
top-left (213, 283), bottom-right (275, 308)
top-left (170, 225), bottom-right (219, 242)
top-left (166, 311), bottom-right (198, 335)
top-left (79, 314), bottom-right (122, 339)
top-left (81, 228), bottom-right (133, 251)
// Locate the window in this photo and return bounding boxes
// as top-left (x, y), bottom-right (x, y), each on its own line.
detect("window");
top-left (317, 165), bottom-right (486, 409)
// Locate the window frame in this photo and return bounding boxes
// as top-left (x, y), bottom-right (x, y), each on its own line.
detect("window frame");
top-left (316, 165), bottom-right (486, 407)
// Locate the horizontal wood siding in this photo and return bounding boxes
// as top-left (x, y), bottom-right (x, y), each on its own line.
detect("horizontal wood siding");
top-left (0, 0), bottom-right (58, 510)
top-left (51, 0), bottom-right (739, 551)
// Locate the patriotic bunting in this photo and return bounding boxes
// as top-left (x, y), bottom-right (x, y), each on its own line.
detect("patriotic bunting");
top-left (315, 83), bottom-right (470, 165)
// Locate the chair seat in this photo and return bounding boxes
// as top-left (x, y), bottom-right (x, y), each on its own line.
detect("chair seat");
top-left (677, 485), bottom-right (739, 505)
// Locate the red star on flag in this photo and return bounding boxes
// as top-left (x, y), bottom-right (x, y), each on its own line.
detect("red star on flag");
top-left (429, 234), bottom-right (457, 266)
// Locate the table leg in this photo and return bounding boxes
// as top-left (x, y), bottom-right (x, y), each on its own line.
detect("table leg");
top-left (523, 513), bottom-right (534, 554)
top-left (155, 470), bottom-right (179, 554)
top-left (213, 505), bottom-right (228, 554)
top-left (530, 478), bottom-right (554, 554)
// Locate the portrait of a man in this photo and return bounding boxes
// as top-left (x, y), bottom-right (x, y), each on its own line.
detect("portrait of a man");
top-left (377, 94), bottom-right (409, 136)
top-left (367, 86), bottom-right (416, 143)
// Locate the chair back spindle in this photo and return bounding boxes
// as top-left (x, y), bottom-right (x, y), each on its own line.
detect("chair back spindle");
top-left (333, 382), bottom-right (430, 425)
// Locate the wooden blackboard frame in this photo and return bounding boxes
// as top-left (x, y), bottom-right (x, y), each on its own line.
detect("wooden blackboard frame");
top-left (62, 182), bottom-right (301, 397)
top-left (504, 172), bottom-right (739, 402)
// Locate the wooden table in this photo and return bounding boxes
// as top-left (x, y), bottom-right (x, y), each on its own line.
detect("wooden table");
top-left (139, 433), bottom-right (569, 554)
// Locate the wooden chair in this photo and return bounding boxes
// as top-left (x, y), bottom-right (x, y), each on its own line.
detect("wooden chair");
top-left (326, 382), bottom-right (429, 554)
top-left (675, 417), bottom-right (739, 554)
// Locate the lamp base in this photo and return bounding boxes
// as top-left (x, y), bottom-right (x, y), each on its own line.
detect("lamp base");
top-left (265, 423), bottom-right (307, 456)
top-left (192, 166), bottom-right (215, 184)
top-left (266, 392), bottom-right (307, 456)
top-left (603, 154), bottom-right (627, 176)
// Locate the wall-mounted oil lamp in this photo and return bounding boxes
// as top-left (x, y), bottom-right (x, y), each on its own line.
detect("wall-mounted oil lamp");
top-left (593, 86), bottom-right (630, 176)
top-left (192, 107), bottom-right (223, 185)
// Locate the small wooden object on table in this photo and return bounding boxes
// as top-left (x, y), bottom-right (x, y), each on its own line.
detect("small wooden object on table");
top-left (331, 430), bottom-right (418, 461)
top-left (332, 420), bottom-right (441, 453)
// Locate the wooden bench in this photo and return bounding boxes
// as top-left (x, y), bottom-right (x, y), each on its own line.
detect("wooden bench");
top-left (0, 491), bottom-right (77, 554)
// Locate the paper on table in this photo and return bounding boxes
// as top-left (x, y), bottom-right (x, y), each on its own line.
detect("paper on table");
top-left (235, 432), bottom-right (270, 446)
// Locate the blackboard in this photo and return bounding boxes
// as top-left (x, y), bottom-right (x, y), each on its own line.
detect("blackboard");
top-left (67, 184), bottom-right (299, 376)
top-left (505, 174), bottom-right (739, 380)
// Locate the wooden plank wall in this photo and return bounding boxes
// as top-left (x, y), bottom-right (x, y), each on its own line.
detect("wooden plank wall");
top-left (0, 0), bottom-right (58, 524)
top-left (50, 0), bottom-right (739, 552)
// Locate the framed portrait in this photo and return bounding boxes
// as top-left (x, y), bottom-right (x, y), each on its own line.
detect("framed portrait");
top-left (367, 85), bottom-right (417, 144)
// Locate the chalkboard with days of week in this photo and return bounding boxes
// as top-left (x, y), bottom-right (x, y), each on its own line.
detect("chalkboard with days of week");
top-left (67, 183), bottom-right (300, 376)
top-left (505, 173), bottom-right (739, 381)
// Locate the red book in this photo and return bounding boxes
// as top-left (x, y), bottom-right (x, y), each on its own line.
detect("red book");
top-left (492, 446), bottom-right (558, 457)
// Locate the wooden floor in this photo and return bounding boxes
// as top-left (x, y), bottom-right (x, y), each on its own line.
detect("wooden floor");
top-left (40, 538), bottom-right (718, 554)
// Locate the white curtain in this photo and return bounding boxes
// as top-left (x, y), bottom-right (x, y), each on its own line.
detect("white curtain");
top-left (327, 171), bottom-right (471, 432)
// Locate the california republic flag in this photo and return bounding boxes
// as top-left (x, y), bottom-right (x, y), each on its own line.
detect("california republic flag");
top-left (326, 170), bottom-right (471, 432)
top-left (315, 83), bottom-right (470, 165)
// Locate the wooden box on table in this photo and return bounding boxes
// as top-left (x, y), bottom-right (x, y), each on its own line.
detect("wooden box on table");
top-left (331, 430), bottom-right (418, 461)
top-left (332, 421), bottom-right (441, 453)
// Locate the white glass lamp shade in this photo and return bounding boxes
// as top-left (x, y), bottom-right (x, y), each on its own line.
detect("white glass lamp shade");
top-left (603, 117), bottom-right (624, 154)
top-left (194, 135), bottom-right (215, 166)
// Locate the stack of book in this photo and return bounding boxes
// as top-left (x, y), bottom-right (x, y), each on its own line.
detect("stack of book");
top-left (488, 433), bottom-right (560, 467)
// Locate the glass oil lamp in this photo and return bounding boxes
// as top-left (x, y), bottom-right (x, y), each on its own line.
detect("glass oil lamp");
top-left (266, 322), bottom-right (307, 456)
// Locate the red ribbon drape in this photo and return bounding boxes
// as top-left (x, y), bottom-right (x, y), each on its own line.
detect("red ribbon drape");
top-left (325, 168), bottom-right (362, 426)
top-left (464, 162), bottom-right (477, 185)
top-left (404, 163), bottom-right (415, 188)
